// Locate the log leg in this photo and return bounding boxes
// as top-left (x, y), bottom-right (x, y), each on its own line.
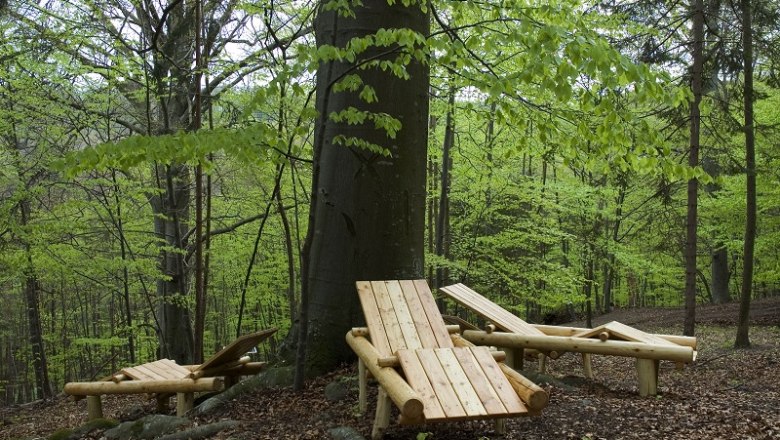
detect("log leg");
top-left (176, 392), bottom-right (194, 416)
top-left (87, 395), bottom-right (103, 420)
top-left (494, 418), bottom-right (506, 435)
top-left (503, 347), bottom-right (524, 370)
top-left (371, 387), bottom-right (392, 440)
top-left (156, 394), bottom-right (171, 412)
top-left (582, 353), bottom-right (594, 379)
top-left (358, 358), bottom-right (367, 414)
top-left (636, 358), bottom-right (658, 396)
top-left (538, 354), bottom-right (547, 374)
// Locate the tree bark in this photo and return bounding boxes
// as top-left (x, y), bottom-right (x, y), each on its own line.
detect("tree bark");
top-left (711, 245), bottom-right (730, 303)
top-left (735, 0), bottom-right (754, 349)
top-left (684, 0), bottom-right (705, 337)
top-left (435, 85), bottom-right (455, 289)
top-left (297, 0), bottom-right (429, 376)
top-left (20, 199), bottom-right (52, 399)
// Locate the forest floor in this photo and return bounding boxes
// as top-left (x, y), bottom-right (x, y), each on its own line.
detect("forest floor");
top-left (2, 297), bottom-right (779, 440)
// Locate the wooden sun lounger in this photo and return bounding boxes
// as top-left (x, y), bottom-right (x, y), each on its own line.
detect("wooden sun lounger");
top-left (64, 328), bottom-right (277, 419)
top-left (439, 283), bottom-right (697, 396)
top-left (347, 280), bottom-right (547, 439)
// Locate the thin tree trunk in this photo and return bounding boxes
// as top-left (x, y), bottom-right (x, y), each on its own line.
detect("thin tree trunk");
top-left (112, 171), bottom-right (135, 364)
top-left (20, 199), bottom-right (52, 399)
top-left (684, 0), bottom-right (705, 337)
top-left (735, 0), bottom-right (754, 348)
top-left (435, 85), bottom-right (455, 288)
top-left (711, 245), bottom-right (730, 303)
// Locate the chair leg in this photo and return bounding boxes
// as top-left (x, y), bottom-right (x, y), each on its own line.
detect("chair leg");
top-left (636, 358), bottom-right (658, 396)
top-left (494, 418), bottom-right (506, 435)
top-left (86, 395), bottom-right (103, 420)
top-left (538, 353), bottom-right (547, 374)
top-left (371, 387), bottom-right (392, 440)
top-left (582, 353), bottom-right (594, 379)
top-left (176, 392), bottom-right (194, 416)
top-left (359, 358), bottom-right (367, 414)
top-left (503, 347), bottom-right (524, 370)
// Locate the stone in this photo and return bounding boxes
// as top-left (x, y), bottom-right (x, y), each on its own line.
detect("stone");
top-left (328, 426), bottom-right (367, 440)
top-left (324, 381), bottom-right (350, 402)
top-left (103, 414), bottom-right (190, 440)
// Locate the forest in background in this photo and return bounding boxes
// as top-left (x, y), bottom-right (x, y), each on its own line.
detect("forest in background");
top-left (0, 0), bottom-right (778, 405)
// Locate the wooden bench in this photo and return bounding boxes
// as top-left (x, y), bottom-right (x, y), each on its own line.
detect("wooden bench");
top-left (347, 280), bottom-right (547, 439)
top-left (64, 328), bottom-right (277, 419)
top-left (440, 283), bottom-right (697, 396)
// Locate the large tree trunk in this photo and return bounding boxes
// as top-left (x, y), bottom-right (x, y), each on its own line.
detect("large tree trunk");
top-left (684, 0), bottom-right (705, 337)
top-left (297, 0), bottom-right (429, 377)
top-left (735, 0), bottom-right (754, 349)
top-left (151, 164), bottom-right (194, 364)
top-left (146, 1), bottom-right (197, 364)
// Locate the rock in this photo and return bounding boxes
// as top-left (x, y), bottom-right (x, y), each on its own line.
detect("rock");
top-left (324, 381), bottom-right (350, 402)
top-left (194, 367), bottom-right (295, 416)
top-left (328, 426), bottom-right (366, 440)
top-left (48, 418), bottom-right (119, 440)
top-left (157, 420), bottom-right (240, 440)
top-left (104, 414), bottom-right (190, 440)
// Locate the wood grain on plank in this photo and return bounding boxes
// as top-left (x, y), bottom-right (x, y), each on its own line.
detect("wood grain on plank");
top-left (357, 281), bottom-right (392, 356)
top-left (385, 280), bottom-right (423, 350)
top-left (435, 348), bottom-right (487, 417)
top-left (416, 349), bottom-right (466, 418)
top-left (413, 279), bottom-right (453, 348)
top-left (397, 349), bottom-right (445, 420)
top-left (371, 281), bottom-right (407, 353)
top-left (452, 347), bottom-right (507, 415)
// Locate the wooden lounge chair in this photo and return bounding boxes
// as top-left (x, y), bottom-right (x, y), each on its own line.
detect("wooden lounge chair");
top-left (439, 283), bottom-right (697, 396)
top-left (347, 280), bottom-right (548, 439)
top-left (64, 328), bottom-right (277, 419)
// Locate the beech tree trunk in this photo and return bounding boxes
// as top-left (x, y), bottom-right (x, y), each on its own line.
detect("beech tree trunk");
top-left (735, 0), bottom-right (754, 349)
top-left (296, 0), bottom-right (429, 377)
top-left (146, 1), bottom-right (198, 364)
top-left (684, 0), bottom-right (705, 337)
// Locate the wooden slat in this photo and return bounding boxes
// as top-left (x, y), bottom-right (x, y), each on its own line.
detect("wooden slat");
top-left (435, 348), bottom-right (487, 417)
top-left (371, 281), bottom-right (407, 353)
top-left (413, 279), bottom-right (453, 348)
top-left (574, 321), bottom-right (678, 346)
top-left (416, 349), bottom-right (466, 419)
top-left (194, 327), bottom-right (277, 373)
top-left (470, 347), bottom-right (527, 415)
top-left (143, 360), bottom-right (185, 380)
top-left (399, 280), bottom-right (439, 348)
top-left (158, 359), bottom-right (192, 378)
top-left (385, 281), bottom-right (423, 350)
top-left (440, 284), bottom-right (544, 336)
top-left (397, 349), bottom-right (445, 420)
top-left (452, 347), bottom-right (507, 415)
top-left (357, 281), bottom-right (392, 356)
top-left (122, 364), bottom-right (166, 381)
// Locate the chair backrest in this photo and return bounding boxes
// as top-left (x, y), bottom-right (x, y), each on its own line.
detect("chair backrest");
top-left (356, 280), bottom-right (453, 357)
top-left (439, 283), bottom-right (546, 336)
top-left (193, 327), bottom-right (278, 372)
